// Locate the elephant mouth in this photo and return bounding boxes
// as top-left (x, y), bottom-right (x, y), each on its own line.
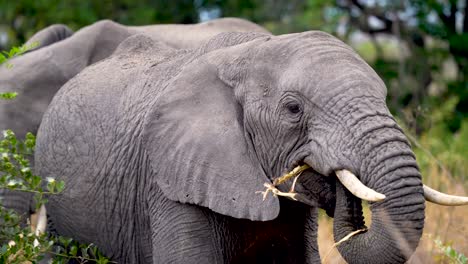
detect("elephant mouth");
top-left (283, 164), bottom-right (337, 216)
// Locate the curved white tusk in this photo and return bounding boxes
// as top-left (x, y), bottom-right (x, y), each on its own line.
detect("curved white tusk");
top-left (35, 204), bottom-right (47, 235)
top-left (336, 170), bottom-right (386, 202)
top-left (33, 205), bottom-right (47, 247)
top-left (423, 185), bottom-right (468, 206)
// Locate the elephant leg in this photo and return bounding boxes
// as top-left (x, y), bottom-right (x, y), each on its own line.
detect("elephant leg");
top-left (149, 189), bottom-right (221, 263)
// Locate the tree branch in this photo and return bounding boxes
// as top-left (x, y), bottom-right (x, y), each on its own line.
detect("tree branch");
top-left (434, 2), bottom-right (457, 33)
top-left (337, 0), bottom-right (394, 35)
top-left (349, 0), bottom-right (393, 26)
top-left (464, 1), bottom-right (468, 33)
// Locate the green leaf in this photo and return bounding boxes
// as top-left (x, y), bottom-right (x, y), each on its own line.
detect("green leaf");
top-left (0, 92), bottom-right (18, 100)
top-left (56, 181), bottom-right (65, 192)
top-left (69, 245), bottom-right (78, 256)
top-left (0, 53), bottom-right (6, 64)
top-left (59, 237), bottom-right (72, 248)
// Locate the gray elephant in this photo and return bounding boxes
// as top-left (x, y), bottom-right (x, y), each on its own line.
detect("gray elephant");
top-left (0, 18), bottom-right (269, 227)
top-left (34, 29), bottom-right (468, 263)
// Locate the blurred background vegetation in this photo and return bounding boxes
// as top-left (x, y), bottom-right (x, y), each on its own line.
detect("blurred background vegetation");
top-left (1, 0), bottom-right (467, 262)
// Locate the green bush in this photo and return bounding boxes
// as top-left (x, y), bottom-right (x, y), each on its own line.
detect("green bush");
top-left (434, 237), bottom-right (468, 264)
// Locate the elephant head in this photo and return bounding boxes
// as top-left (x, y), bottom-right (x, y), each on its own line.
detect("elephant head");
top-left (141, 31), bottom-right (468, 263)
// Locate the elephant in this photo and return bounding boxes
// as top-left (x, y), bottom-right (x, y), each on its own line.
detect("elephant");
top-left (34, 29), bottom-right (468, 263)
top-left (0, 18), bottom-right (269, 228)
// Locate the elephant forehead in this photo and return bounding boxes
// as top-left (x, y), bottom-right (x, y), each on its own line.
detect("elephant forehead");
top-left (261, 30), bottom-right (354, 61)
top-left (275, 48), bottom-right (387, 101)
top-left (245, 31), bottom-right (386, 99)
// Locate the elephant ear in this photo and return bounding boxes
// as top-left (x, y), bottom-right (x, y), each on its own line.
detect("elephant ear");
top-left (142, 58), bottom-right (279, 221)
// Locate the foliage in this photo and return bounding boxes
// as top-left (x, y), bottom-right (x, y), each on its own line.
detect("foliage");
top-left (0, 0), bottom-right (343, 49)
top-left (0, 1), bottom-right (199, 50)
top-left (200, 0), bottom-right (341, 34)
top-left (434, 237), bottom-right (468, 264)
top-left (415, 104), bottom-right (468, 184)
top-left (2, 229), bottom-right (114, 264)
top-left (0, 42), bottom-right (38, 69)
top-left (0, 93), bottom-right (17, 100)
top-left (399, 96), bottom-right (468, 185)
top-left (0, 130), bottom-right (63, 209)
top-left (333, 0), bottom-right (468, 135)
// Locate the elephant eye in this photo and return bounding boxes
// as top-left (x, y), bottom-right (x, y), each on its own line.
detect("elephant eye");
top-left (286, 103), bottom-right (302, 115)
top-left (280, 93), bottom-right (304, 123)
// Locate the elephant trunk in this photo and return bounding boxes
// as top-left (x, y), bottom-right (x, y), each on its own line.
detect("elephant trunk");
top-left (332, 119), bottom-right (425, 263)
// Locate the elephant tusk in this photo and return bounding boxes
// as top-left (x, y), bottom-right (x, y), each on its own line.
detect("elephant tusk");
top-left (35, 204), bottom-right (47, 235)
top-left (423, 185), bottom-right (468, 206)
top-left (336, 170), bottom-right (386, 202)
top-left (33, 204), bottom-right (47, 247)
